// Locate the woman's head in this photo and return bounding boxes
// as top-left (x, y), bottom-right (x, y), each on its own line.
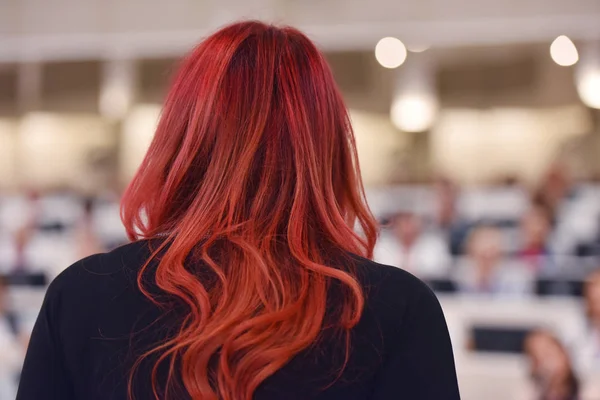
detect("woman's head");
top-left (525, 330), bottom-right (572, 377)
top-left (520, 204), bottom-right (552, 250)
top-left (122, 21), bottom-right (374, 249)
top-left (391, 212), bottom-right (422, 247)
top-left (121, 21), bottom-right (377, 400)
top-left (524, 330), bottom-right (578, 399)
top-left (466, 226), bottom-right (503, 269)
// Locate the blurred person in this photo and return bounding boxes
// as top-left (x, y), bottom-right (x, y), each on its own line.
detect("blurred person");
top-left (17, 22), bottom-right (459, 400)
top-left (434, 178), bottom-right (458, 231)
top-left (431, 177), bottom-right (470, 256)
top-left (534, 161), bottom-right (573, 222)
top-left (374, 212), bottom-right (451, 277)
top-left (576, 271), bottom-right (600, 373)
top-left (456, 225), bottom-right (532, 296)
top-left (11, 192), bottom-right (41, 272)
top-left (12, 226), bottom-right (34, 272)
top-left (0, 278), bottom-right (26, 399)
top-left (499, 175), bottom-right (521, 187)
top-left (518, 203), bottom-right (554, 272)
top-left (11, 194), bottom-right (76, 280)
top-left (73, 197), bottom-right (104, 259)
top-left (521, 330), bottom-right (579, 400)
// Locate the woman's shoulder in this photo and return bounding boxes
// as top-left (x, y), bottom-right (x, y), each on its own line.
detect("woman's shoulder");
top-left (50, 245), bottom-right (435, 302)
top-left (51, 240), bottom-right (153, 286)
top-left (45, 246), bottom-right (440, 335)
top-left (352, 255), bottom-right (434, 301)
top-left (350, 255), bottom-right (442, 329)
top-left (43, 240), bottom-right (155, 315)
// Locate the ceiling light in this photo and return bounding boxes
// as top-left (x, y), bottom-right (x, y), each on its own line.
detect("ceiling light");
top-left (576, 67), bottom-right (600, 109)
top-left (375, 37), bottom-right (407, 69)
top-left (550, 35), bottom-right (579, 67)
top-left (391, 92), bottom-right (438, 132)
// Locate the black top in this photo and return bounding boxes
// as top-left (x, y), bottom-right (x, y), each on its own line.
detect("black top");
top-left (17, 240), bottom-right (460, 400)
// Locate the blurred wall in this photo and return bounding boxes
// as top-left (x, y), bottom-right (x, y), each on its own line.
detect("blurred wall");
top-left (431, 105), bottom-right (591, 184)
top-left (350, 110), bottom-right (409, 185)
top-left (0, 119), bottom-right (18, 188)
top-left (0, 1), bottom-right (598, 190)
top-left (119, 104), bottom-right (159, 184)
top-left (16, 113), bottom-right (115, 191)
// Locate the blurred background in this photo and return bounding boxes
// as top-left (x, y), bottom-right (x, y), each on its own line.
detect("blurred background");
top-left (1, 0), bottom-right (600, 399)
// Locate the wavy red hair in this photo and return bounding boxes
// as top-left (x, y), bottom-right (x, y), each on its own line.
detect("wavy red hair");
top-left (121, 21), bottom-right (377, 400)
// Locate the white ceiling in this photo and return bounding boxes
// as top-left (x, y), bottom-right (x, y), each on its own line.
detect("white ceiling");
top-left (0, 0), bottom-right (599, 62)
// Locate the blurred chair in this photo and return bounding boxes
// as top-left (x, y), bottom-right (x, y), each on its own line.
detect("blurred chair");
top-left (365, 185), bottom-right (437, 220)
top-left (439, 296), bottom-right (585, 360)
top-left (535, 278), bottom-right (585, 297)
top-left (441, 295), bottom-right (583, 400)
top-left (23, 231), bottom-right (78, 278)
top-left (470, 325), bottom-right (533, 354)
top-left (457, 187), bottom-right (529, 223)
top-left (0, 195), bottom-right (31, 235)
top-left (36, 193), bottom-right (83, 231)
top-left (3, 273), bottom-right (47, 287)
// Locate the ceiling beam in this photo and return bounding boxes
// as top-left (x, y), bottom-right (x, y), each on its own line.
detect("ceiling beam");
top-left (0, 14), bottom-right (599, 62)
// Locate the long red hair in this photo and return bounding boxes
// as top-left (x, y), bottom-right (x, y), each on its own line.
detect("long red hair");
top-left (121, 21), bottom-right (377, 400)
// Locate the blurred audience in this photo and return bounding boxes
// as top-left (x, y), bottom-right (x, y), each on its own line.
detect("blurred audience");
top-left (374, 212), bottom-right (451, 277)
top-left (456, 226), bottom-right (532, 296)
top-left (3, 166), bottom-right (600, 399)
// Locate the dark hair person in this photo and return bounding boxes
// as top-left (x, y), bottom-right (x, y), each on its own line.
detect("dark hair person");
top-left (16, 21), bottom-right (459, 400)
top-left (524, 330), bottom-right (579, 400)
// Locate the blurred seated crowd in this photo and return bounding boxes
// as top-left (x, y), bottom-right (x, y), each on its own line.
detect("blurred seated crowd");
top-left (0, 162), bottom-right (598, 398)
top-left (0, 190), bottom-right (127, 397)
top-left (371, 163), bottom-right (600, 399)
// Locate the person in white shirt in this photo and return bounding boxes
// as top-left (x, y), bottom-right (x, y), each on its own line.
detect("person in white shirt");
top-left (374, 212), bottom-right (451, 278)
top-left (455, 225), bottom-right (533, 296)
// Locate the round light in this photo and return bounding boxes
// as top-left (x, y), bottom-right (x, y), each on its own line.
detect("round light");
top-left (576, 68), bottom-right (600, 109)
top-left (550, 35), bottom-right (579, 67)
top-left (390, 93), bottom-right (438, 132)
top-left (375, 37), bottom-right (407, 69)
